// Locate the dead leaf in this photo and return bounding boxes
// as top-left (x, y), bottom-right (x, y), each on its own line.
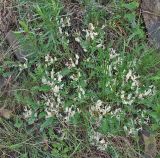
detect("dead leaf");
top-left (0, 108), bottom-right (12, 119)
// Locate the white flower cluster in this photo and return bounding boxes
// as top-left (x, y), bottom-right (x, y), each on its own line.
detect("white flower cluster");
top-left (42, 56), bottom-right (64, 119)
top-left (59, 16), bottom-right (83, 46)
top-left (84, 23), bottom-right (98, 41)
top-left (74, 32), bottom-right (81, 43)
top-left (42, 95), bottom-right (61, 119)
top-left (45, 54), bottom-right (57, 66)
top-left (64, 105), bottom-right (80, 122)
top-left (80, 23), bottom-right (106, 52)
top-left (23, 106), bottom-right (32, 119)
top-left (120, 69), bottom-right (155, 105)
top-left (42, 71), bottom-right (63, 96)
top-left (58, 16), bottom-right (71, 45)
top-left (88, 48), bottom-right (155, 139)
top-left (42, 93), bottom-right (80, 122)
top-left (65, 54), bottom-right (80, 69)
top-left (122, 108), bottom-right (151, 135)
top-left (123, 120), bottom-right (139, 136)
top-left (19, 61), bottom-right (28, 71)
top-left (60, 17), bottom-right (71, 28)
top-left (70, 71), bottom-right (81, 81)
top-left (109, 48), bottom-right (119, 59)
top-left (89, 130), bottom-right (108, 151)
top-left (90, 100), bottom-right (111, 119)
top-left (42, 86), bottom-right (79, 122)
top-left (104, 48), bottom-right (155, 106)
top-left (110, 108), bottom-right (122, 121)
top-left (41, 53), bottom-right (81, 122)
top-left (77, 85), bottom-right (85, 99)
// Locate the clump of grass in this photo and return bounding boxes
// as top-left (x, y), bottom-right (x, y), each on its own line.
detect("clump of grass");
top-left (0, 0), bottom-right (160, 157)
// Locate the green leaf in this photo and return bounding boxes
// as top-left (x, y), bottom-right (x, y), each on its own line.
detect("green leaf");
top-left (124, 13), bottom-right (136, 23)
top-left (35, 4), bottom-right (44, 17)
top-left (70, 113), bottom-right (81, 125)
top-left (122, 2), bottom-right (139, 10)
top-left (99, 116), bottom-right (120, 134)
top-left (150, 112), bottom-right (160, 122)
top-left (10, 143), bottom-right (22, 150)
top-left (31, 85), bottom-right (51, 92)
top-left (20, 153), bottom-right (28, 158)
top-left (61, 68), bottom-right (71, 76)
top-left (40, 117), bottom-right (56, 132)
top-left (38, 111), bottom-right (46, 119)
top-left (14, 117), bottom-right (23, 129)
top-left (19, 21), bottom-right (29, 32)
top-left (150, 76), bottom-right (160, 81)
top-left (28, 113), bottom-right (36, 125)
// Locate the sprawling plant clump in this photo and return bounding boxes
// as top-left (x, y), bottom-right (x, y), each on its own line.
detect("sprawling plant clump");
top-left (1, 0), bottom-right (160, 157)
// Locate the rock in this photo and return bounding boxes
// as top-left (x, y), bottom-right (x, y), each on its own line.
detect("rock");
top-left (141, 129), bottom-right (157, 158)
top-left (6, 31), bottom-right (27, 62)
top-left (0, 76), bottom-right (5, 90)
top-left (0, 1), bottom-right (27, 62)
top-left (141, 0), bottom-right (160, 48)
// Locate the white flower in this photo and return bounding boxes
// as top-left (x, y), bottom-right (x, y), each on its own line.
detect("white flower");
top-left (59, 27), bottom-right (62, 34)
top-left (123, 99), bottom-right (134, 105)
top-left (128, 128), bottom-right (136, 135)
top-left (23, 63), bottom-right (28, 69)
top-left (83, 47), bottom-right (87, 52)
top-left (90, 32), bottom-right (98, 40)
top-left (75, 54), bottom-right (79, 60)
top-left (65, 58), bottom-right (76, 69)
top-left (57, 95), bottom-right (61, 104)
top-left (109, 48), bottom-right (119, 59)
top-left (85, 24), bottom-right (98, 40)
top-left (120, 91), bottom-right (125, 99)
top-left (80, 87), bottom-right (85, 95)
top-left (70, 74), bottom-right (78, 81)
top-left (89, 131), bottom-right (108, 151)
top-left (85, 30), bottom-right (90, 39)
top-left (114, 108), bottom-right (121, 115)
top-left (126, 70), bottom-right (132, 82)
top-left (100, 138), bottom-right (105, 144)
top-left (143, 89), bottom-right (152, 96)
top-left (66, 17), bottom-right (71, 27)
top-left (50, 69), bottom-right (54, 79)
top-left (75, 37), bottom-right (80, 43)
top-left (57, 73), bottom-right (63, 82)
top-left (88, 23), bottom-right (95, 31)
top-left (54, 57), bottom-right (57, 61)
top-left (45, 54), bottom-right (50, 62)
top-left (19, 62), bottom-right (28, 71)
top-left (96, 100), bottom-right (103, 107)
top-left (45, 54), bottom-right (54, 65)
top-left (23, 107), bottom-right (32, 119)
top-left (138, 93), bottom-right (143, 99)
top-left (60, 18), bottom-right (65, 27)
top-left (42, 77), bottom-right (47, 84)
top-left (101, 25), bottom-right (105, 29)
top-left (75, 54), bottom-right (79, 65)
top-left (65, 31), bottom-right (69, 36)
top-left (53, 85), bottom-right (60, 94)
top-left (106, 106), bottom-right (111, 112)
top-left (45, 110), bottom-right (52, 118)
top-left (64, 106), bottom-right (77, 122)
top-left (109, 48), bottom-right (116, 54)
top-left (123, 126), bottom-right (128, 132)
top-left (78, 92), bottom-right (82, 99)
top-left (96, 43), bottom-right (103, 48)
